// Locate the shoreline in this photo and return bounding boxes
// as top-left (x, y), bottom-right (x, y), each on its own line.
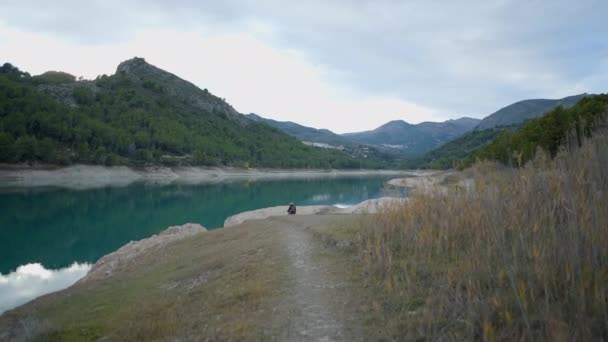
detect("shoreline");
top-left (387, 169), bottom-right (474, 194)
top-left (223, 196), bottom-right (408, 227)
top-left (0, 164), bottom-right (436, 190)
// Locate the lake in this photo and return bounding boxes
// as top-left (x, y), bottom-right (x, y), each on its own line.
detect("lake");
top-left (0, 175), bottom-right (408, 313)
top-left (0, 175), bottom-right (406, 275)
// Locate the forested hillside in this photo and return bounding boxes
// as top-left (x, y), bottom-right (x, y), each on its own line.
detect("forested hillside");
top-left (0, 59), bottom-right (389, 169)
top-left (404, 128), bottom-right (508, 169)
top-left (474, 94), bottom-right (587, 130)
top-left (246, 113), bottom-right (351, 146)
top-left (410, 95), bottom-right (605, 170)
top-left (464, 94), bottom-right (608, 167)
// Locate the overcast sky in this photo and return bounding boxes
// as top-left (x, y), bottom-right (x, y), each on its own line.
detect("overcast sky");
top-left (1, 1), bottom-right (606, 133)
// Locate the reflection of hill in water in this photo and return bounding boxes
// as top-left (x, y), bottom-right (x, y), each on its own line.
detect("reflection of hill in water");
top-left (0, 176), bottom-right (395, 273)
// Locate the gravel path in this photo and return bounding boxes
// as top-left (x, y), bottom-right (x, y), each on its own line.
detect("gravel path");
top-left (271, 216), bottom-right (361, 341)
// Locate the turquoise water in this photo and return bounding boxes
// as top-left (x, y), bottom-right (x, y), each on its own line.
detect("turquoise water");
top-left (0, 176), bottom-right (403, 274)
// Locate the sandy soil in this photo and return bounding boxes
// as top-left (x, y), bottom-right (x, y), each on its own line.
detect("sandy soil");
top-left (0, 164), bottom-right (417, 190)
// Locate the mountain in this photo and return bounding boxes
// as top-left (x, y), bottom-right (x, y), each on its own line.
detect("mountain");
top-left (416, 94), bottom-right (606, 169)
top-left (466, 94), bottom-right (608, 168)
top-left (404, 127), bottom-right (508, 169)
top-left (342, 117), bottom-right (481, 155)
top-left (475, 94), bottom-right (588, 130)
top-left (245, 114), bottom-right (351, 146)
top-left (245, 113), bottom-right (400, 166)
top-left (0, 58), bottom-right (386, 169)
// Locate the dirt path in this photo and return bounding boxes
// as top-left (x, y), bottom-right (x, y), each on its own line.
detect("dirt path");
top-left (270, 216), bottom-right (362, 341)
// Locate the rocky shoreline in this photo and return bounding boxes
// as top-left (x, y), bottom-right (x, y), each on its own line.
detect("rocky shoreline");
top-left (0, 164), bottom-right (429, 190)
top-left (77, 223), bottom-right (207, 284)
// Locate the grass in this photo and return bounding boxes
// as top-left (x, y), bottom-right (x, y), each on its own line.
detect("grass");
top-left (355, 129), bottom-right (608, 340)
top-left (309, 216), bottom-right (360, 251)
top-left (1, 221), bottom-right (288, 341)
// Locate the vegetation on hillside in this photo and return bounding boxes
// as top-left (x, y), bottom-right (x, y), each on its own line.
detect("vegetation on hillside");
top-left (463, 94), bottom-right (608, 168)
top-left (31, 71), bottom-right (77, 85)
top-left (246, 113), bottom-right (353, 146)
top-left (475, 94), bottom-right (587, 130)
top-left (0, 62), bottom-right (389, 169)
top-left (405, 127), bottom-right (508, 169)
top-left (343, 118), bottom-right (480, 157)
top-left (356, 126), bottom-right (608, 340)
top-left (405, 94), bottom-right (600, 170)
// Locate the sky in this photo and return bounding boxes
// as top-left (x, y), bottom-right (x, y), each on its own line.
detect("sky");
top-left (1, 0), bottom-right (606, 133)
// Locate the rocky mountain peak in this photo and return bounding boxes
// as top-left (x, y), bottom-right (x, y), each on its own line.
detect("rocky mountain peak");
top-left (113, 57), bottom-right (245, 123)
top-left (116, 57), bottom-right (150, 75)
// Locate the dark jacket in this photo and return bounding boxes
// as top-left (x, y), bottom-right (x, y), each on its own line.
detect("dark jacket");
top-left (287, 204), bottom-right (296, 215)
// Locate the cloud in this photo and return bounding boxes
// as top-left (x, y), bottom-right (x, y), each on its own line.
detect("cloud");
top-left (0, 22), bottom-right (439, 132)
top-left (0, 262), bottom-right (91, 314)
top-left (1, 0), bottom-right (606, 130)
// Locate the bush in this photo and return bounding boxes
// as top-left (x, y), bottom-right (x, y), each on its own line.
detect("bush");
top-left (13, 135), bottom-right (38, 161)
top-left (0, 132), bottom-right (14, 160)
top-left (73, 87), bottom-right (95, 105)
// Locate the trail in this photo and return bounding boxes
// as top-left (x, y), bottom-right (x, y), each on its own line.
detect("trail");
top-left (271, 216), bottom-right (361, 341)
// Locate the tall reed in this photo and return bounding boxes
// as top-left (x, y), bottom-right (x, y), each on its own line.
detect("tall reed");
top-left (357, 128), bottom-right (608, 340)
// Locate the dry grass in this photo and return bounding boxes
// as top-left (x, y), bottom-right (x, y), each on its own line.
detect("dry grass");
top-left (356, 129), bottom-right (608, 340)
top-left (0, 221), bottom-right (287, 341)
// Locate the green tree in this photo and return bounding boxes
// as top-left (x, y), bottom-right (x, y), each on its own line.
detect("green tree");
top-left (73, 87), bottom-right (95, 105)
top-left (0, 132), bottom-right (14, 161)
top-left (13, 135), bottom-right (38, 161)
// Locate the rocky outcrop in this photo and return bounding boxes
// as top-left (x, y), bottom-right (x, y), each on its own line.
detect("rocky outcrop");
top-left (77, 223), bottom-right (206, 284)
top-left (37, 81), bottom-right (99, 108)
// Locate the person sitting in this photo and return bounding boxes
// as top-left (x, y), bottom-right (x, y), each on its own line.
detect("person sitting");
top-left (287, 202), bottom-right (296, 215)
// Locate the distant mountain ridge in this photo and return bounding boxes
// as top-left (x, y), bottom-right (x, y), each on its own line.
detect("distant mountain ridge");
top-left (342, 117), bottom-right (481, 155)
top-left (245, 114), bottom-right (352, 146)
top-left (251, 94), bottom-right (590, 159)
top-left (247, 113), bottom-right (482, 156)
top-left (475, 94), bottom-right (588, 130)
top-left (412, 94), bottom-right (594, 169)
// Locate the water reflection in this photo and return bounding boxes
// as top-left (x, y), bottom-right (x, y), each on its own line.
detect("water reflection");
top-left (0, 176), bottom-right (397, 274)
top-left (0, 262), bottom-right (91, 314)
